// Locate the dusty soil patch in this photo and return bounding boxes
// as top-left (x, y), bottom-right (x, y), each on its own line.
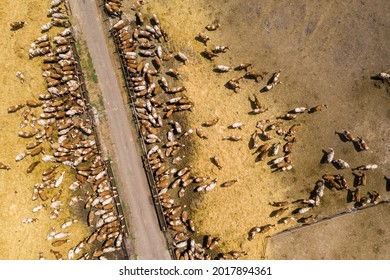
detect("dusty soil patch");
top-left (139, 0), bottom-right (390, 259)
top-left (265, 202), bottom-right (390, 259)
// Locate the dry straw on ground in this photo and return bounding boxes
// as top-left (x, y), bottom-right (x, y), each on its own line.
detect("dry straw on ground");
top-left (142, 0), bottom-right (390, 259)
top-left (0, 0), bottom-right (92, 260)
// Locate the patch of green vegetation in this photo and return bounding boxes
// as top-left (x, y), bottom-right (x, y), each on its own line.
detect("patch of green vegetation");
top-left (129, 232), bottom-right (136, 241)
top-left (76, 39), bottom-right (98, 84)
top-left (90, 93), bottom-right (105, 114)
top-left (86, 52), bottom-right (98, 83)
top-left (97, 94), bottom-right (104, 110)
top-left (76, 41), bottom-right (82, 56)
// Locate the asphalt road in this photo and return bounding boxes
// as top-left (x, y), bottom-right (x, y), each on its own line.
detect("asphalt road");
top-left (68, 0), bottom-right (170, 260)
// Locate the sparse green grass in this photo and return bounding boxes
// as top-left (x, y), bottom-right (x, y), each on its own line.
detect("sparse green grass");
top-left (86, 52), bottom-right (99, 83)
top-left (97, 94), bottom-right (104, 111)
top-left (75, 38), bottom-right (98, 84)
top-left (75, 39), bottom-right (104, 112)
top-left (76, 41), bottom-right (82, 56)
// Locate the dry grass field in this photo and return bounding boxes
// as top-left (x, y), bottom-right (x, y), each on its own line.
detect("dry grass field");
top-left (0, 0), bottom-right (95, 259)
top-left (137, 0), bottom-right (390, 259)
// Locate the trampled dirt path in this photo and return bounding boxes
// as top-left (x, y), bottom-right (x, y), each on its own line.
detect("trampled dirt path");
top-left (68, 0), bottom-right (170, 259)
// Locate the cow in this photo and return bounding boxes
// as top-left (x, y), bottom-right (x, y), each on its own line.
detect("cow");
top-left (0, 162), bottom-right (11, 170)
top-left (50, 249), bottom-right (63, 260)
top-left (15, 72), bottom-right (25, 84)
top-left (244, 71), bottom-right (263, 82)
top-left (10, 21), bottom-right (27, 30)
top-left (214, 65), bottom-right (232, 72)
top-left (220, 179), bottom-right (239, 188)
top-left (206, 23), bottom-right (221, 31)
top-left (27, 161), bottom-right (40, 173)
top-left (270, 201), bottom-right (289, 207)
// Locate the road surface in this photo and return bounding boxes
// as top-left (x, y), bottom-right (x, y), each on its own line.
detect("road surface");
top-left (68, 0), bottom-right (170, 260)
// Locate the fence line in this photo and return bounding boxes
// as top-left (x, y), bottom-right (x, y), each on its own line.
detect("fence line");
top-left (64, 0), bottom-right (130, 260)
top-left (268, 199), bottom-right (390, 239)
top-left (99, 2), bottom-right (176, 259)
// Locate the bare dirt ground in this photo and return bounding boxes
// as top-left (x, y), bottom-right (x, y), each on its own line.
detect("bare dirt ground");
top-left (68, 0), bottom-right (170, 259)
top-left (266, 202), bottom-right (390, 259)
top-left (139, 0), bottom-right (390, 259)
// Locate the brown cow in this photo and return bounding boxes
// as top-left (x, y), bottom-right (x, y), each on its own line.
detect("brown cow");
top-left (10, 21), bottom-right (27, 30)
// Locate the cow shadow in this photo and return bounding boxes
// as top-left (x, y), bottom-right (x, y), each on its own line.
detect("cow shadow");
top-left (150, 18), bottom-right (159, 26)
top-left (260, 86), bottom-right (269, 93)
top-left (248, 110), bottom-right (260, 115)
top-left (209, 157), bottom-right (221, 170)
top-left (291, 208), bottom-right (302, 215)
top-left (385, 176), bottom-right (390, 192)
top-left (346, 189), bottom-right (354, 203)
top-left (320, 149), bottom-right (329, 164)
top-left (200, 51), bottom-right (216, 61)
top-left (309, 186), bottom-right (318, 200)
top-left (352, 172), bottom-right (361, 187)
top-left (243, 75), bottom-right (261, 83)
top-left (213, 68), bottom-right (229, 73)
top-left (269, 209), bottom-right (281, 218)
top-left (135, 17), bottom-right (143, 26)
top-left (166, 71), bottom-right (179, 80)
top-left (352, 141), bottom-right (362, 152)
top-left (334, 131), bottom-right (349, 142)
top-left (370, 75), bottom-right (383, 81)
top-left (174, 54), bottom-right (187, 64)
top-left (202, 236), bottom-right (210, 247)
top-left (323, 180), bottom-right (333, 191)
top-left (267, 159), bottom-right (276, 166)
top-left (194, 35), bottom-right (208, 45)
top-left (265, 76), bottom-right (274, 85)
top-left (151, 59), bottom-right (161, 71)
top-left (248, 137), bottom-right (255, 150)
top-left (254, 152), bottom-right (264, 163)
top-left (11, 26), bottom-right (23, 31)
top-left (331, 161), bottom-right (343, 170)
top-left (258, 133), bottom-right (270, 141)
top-left (224, 81), bottom-right (239, 92)
top-left (248, 96), bottom-right (257, 110)
top-left (267, 147), bottom-right (276, 158)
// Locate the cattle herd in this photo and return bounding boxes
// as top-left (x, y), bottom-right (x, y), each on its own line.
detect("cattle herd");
top-left (106, 1), bottom-right (235, 260)
top-left (196, 19), bottom-right (388, 246)
top-left (2, 0), bottom-right (126, 260)
top-left (101, 0), bottom-right (390, 260)
top-left (1, 0), bottom-right (386, 260)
